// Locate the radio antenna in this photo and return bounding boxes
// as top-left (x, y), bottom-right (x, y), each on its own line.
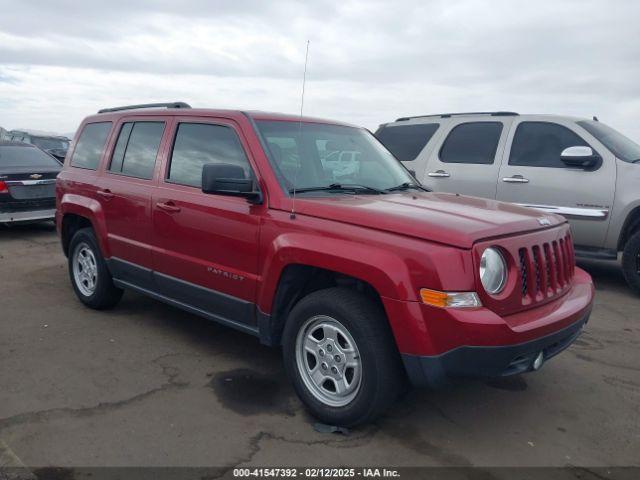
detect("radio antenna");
top-left (290, 39), bottom-right (310, 220)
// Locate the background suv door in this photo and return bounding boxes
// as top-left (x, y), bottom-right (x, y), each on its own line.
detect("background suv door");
top-left (151, 118), bottom-right (262, 331)
top-left (420, 118), bottom-right (512, 198)
top-left (496, 119), bottom-right (616, 250)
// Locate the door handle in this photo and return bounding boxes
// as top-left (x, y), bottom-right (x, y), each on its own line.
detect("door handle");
top-left (502, 175), bottom-right (529, 183)
top-left (97, 189), bottom-right (114, 200)
top-left (156, 201), bottom-right (181, 213)
top-left (428, 170), bottom-right (450, 178)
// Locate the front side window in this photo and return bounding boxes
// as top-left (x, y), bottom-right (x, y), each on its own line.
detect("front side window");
top-left (375, 123), bottom-right (440, 162)
top-left (109, 122), bottom-right (164, 179)
top-left (509, 122), bottom-right (589, 168)
top-left (168, 123), bottom-right (251, 188)
top-left (255, 121), bottom-right (413, 193)
top-left (71, 122), bottom-right (112, 170)
top-left (439, 122), bottom-right (503, 164)
top-left (577, 120), bottom-right (640, 163)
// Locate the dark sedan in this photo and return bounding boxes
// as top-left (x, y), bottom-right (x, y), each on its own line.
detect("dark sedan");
top-left (0, 141), bottom-right (61, 224)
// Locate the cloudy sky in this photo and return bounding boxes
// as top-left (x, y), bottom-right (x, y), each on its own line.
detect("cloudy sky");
top-left (0, 0), bottom-right (638, 140)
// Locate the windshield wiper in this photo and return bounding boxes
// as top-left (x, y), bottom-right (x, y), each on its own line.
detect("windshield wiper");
top-left (288, 183), bottom-right (387, 194)
top-left (386, 182), bottom-right (431, 192)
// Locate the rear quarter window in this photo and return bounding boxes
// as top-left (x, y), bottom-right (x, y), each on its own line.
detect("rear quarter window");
top-left (70, 122), bottom-right (112, 170)
top-left (375, 123), bottom-right (439, 161)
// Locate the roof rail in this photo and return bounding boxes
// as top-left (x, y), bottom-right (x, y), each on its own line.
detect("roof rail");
top-left (97, 102), bottom-right (192, 114)
top-left (395, 111), bottom-right (519, 122)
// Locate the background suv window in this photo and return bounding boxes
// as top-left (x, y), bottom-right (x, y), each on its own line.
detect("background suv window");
top-left (109, 122), bottom-right (164, 179)
top-left (439, 122), bottom-right (503, 164)
top-left (70, 122), bottom-right (112, 170)
top-left (375, 123), bottom-right (440, 162)
top-left (168, 123), bottom-right (251, 188)
top-left (509, 122), bottom-right (589, 168)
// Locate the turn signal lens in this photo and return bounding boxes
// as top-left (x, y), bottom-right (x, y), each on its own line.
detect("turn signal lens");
top-left (420, 288), bottom-right (481, 308)
top-left (0, 181), bottom-right (8, 194)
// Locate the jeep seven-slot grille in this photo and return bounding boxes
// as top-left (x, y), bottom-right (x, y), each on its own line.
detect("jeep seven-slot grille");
top-left (518, 234), bottom-right (575, 303)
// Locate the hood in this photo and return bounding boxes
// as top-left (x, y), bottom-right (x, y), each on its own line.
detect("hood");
top-left (293, 192), bottom-right (565, 249)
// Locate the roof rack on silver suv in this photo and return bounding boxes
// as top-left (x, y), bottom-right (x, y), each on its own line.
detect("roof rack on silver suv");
top-left (396, 111), bottom-right (519, 122)
top-left (97, 102), bottom-right (192, 114)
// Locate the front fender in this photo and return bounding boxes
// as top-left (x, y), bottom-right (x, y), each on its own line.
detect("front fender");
top-left (257, 232), bottom-right (411, 313)
top-left (59, 193), bottom-right (110, 257)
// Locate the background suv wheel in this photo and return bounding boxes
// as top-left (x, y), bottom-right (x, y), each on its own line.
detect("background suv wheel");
top-left (622, 230), bottom-right (640, 295)
top-left (68, 228), bottom-right (123, 309)
top-left (282, 287), bottom-right (405, 427)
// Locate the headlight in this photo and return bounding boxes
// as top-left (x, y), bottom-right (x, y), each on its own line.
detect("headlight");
top-left (480, 247), bottom-right (507, 294)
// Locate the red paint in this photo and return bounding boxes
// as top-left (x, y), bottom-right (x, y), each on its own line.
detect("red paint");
top-left (57, 108), bottom-right (594, 357)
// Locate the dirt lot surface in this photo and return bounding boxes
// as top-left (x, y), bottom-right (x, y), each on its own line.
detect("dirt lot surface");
top-left (0, 224), bottom-right (638, 473)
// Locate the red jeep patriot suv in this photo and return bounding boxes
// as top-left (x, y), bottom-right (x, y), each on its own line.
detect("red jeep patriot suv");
top-left (56, 102), bottom-right (594, 426)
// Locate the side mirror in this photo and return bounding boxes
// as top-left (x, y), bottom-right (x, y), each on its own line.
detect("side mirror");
top-left (560, 146), bottom-right (601, 170)
top-left (202, 163), bottom-right (262, 203)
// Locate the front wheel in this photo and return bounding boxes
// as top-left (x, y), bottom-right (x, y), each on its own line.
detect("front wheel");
top-left (282, 288), bottom-right (405, 427)
top-left (622, 230), bottom-right (640, 295)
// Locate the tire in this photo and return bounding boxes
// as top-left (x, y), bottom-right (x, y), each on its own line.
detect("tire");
top-left (282, 287), bottom-right (405, 427)
top-left (68, 227), bottom-right (123, 309)
top-left (622, 230), bottom-right (640, 295)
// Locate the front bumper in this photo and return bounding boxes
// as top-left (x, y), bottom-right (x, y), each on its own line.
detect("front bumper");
top-left (381, 267), bottom-right (594, 388)
top-left (0, 208), bottom-right (56, 223)
top-left (402, 310), bottom-right (589, 388)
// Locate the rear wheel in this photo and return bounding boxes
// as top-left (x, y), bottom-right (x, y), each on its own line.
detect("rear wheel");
top-left (622, 230), bottom-right (640, 295)
top-left (282, 287), bottom-right (405, 427)
top-left (68, 228), bottom-right (123, 309)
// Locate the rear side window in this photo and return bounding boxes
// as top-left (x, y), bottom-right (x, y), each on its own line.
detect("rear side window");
top-left (375, 123), bottom-right (439, 162)
top-left (109, 122), bottom-right (165, 179)
top-left (439, 122), bottom-right (503, 164)
top-left (509, 122), bottom-right (589, 168)
top-left (71, 122), bottom-right (112, 170)
top-left (168, 123), bottom-right (251, 188)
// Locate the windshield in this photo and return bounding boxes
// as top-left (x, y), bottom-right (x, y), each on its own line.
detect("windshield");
top-left (577, 120), bottom-right (640, 163)
top-left (31, 137), bottom-right (69, 151)
top-left (0, 145), bottom-right (62, 168)
top-left (255, 121), bottom-right (414, 194)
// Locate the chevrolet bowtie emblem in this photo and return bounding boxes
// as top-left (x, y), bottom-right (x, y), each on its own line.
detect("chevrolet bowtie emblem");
top-left (30, 174), bottom-right (43, 179)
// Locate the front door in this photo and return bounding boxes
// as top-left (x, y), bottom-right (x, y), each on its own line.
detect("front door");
top-left (421, 119), bottom-right (512, 198)
top-left (496, 120), bottom-right (616, 249)
top-left (151, 118), bottom-right (263, 330)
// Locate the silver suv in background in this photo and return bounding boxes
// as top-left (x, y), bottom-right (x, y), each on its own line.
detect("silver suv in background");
top-left (376, 112), bottom-right (640, 293)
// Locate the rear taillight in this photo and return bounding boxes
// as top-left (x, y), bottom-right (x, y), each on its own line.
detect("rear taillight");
top-left (0, 181), bottom-right (8, 194)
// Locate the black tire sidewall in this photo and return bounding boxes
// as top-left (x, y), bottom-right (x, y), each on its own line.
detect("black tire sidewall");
top-left (622, 231), bottom-right (640, 294)
top-left (282, 288), bottom-right (402, 426)
top-left (68, 228), bottom-right (121, 308)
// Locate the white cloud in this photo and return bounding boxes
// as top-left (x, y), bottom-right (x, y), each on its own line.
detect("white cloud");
top-left (0, 0), bottom-right (638, 141)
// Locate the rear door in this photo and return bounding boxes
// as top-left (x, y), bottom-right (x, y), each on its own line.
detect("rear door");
top-left (420, 119), bottom-right (512, 198)
top-left (496, 119), bottom-right (616, 248)
top-left (96, 116), bottom-right (169, 287)
top-left (151, 117), bottom-right (263, 330)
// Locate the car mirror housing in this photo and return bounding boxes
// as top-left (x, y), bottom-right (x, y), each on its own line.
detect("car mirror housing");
top-left (560, 146), bottom-right (602, 170)
top-left (202, 163), bottom-right (262, 203)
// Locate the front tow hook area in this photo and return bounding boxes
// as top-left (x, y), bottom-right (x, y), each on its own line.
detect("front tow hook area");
top-left (531, 351), bottom-right (544, 371)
